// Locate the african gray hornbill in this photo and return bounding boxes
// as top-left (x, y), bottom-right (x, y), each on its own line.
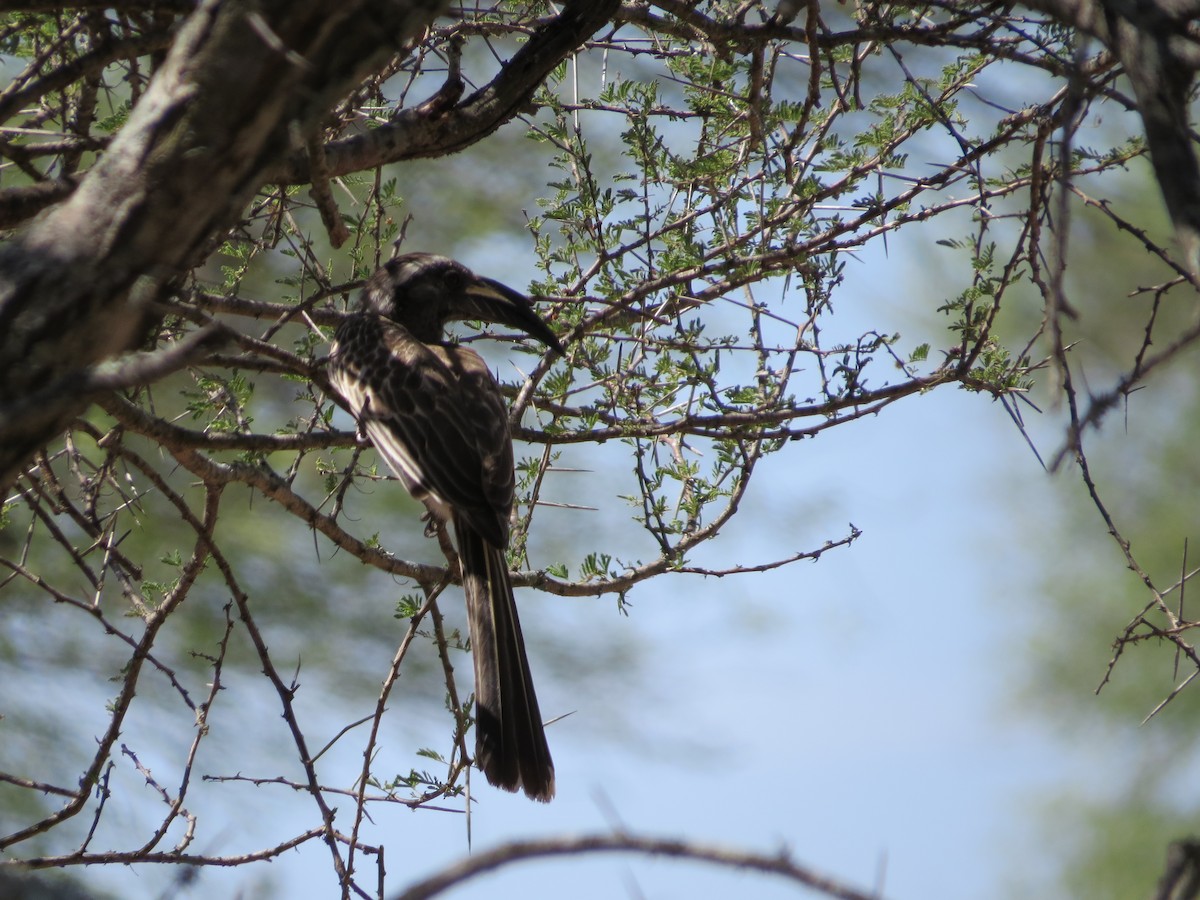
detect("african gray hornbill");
top-left (329, 252), bottom-right (563, 802)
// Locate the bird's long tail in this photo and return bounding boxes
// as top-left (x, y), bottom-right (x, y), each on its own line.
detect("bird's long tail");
top-left (454, 516), bottom-right (555, 802)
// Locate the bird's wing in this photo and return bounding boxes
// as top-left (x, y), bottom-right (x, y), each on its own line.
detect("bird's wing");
top-left (330, 315), bottom-right (514, 548)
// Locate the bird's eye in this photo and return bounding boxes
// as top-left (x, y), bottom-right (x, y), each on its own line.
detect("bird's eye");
top-left (442, 267), bottom-right (465, 292)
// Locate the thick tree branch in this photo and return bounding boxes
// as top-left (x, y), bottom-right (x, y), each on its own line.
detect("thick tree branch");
top-left (0, 0), bottom-right (448, 493)
top-left (1023, 0), bottom-right (1200, 269)
top-left (0, 179), bottom-right (79, 229)
top-left (272, 0), bottom-right (622, 184)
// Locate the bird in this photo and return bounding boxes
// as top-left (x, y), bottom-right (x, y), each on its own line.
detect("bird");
top-left (327, 252), bottom-right (563, 802)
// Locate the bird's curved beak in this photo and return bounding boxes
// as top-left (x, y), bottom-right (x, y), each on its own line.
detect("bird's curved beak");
top-left (459, 276), bottom-right (566, 355)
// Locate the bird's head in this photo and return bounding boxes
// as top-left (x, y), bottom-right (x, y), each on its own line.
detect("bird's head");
top-left (360, 252), bottom-right (565, 353)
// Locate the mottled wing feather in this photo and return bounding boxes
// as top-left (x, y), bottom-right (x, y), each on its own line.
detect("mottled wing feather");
top-left (330, 315), bottom-right (513, 548)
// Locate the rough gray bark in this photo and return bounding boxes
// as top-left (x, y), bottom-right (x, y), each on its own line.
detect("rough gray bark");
top-left (1023, 0), bottom-right (1200, 270)
top-left (0, 0), bottom-right (624, 225)
top-left (1156, 839), bottom-right (1200, 900)
top-left (0, 0), bottom-right (448, 492)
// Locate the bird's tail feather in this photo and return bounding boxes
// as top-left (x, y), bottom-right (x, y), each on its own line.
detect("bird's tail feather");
top-left (454, 517), bottom-right (555, 802)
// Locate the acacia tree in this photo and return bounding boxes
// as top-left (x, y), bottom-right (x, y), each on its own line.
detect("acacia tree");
top-left (1, 1), bottom-right (1199, 898)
